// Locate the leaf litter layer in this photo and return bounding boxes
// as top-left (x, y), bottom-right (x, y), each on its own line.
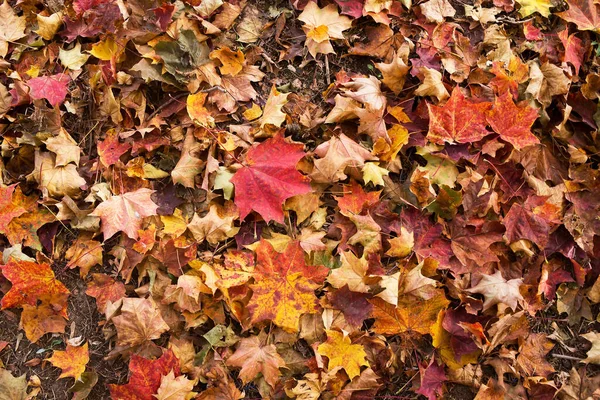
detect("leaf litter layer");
top-left (1, 0), bottom-right (600, 398)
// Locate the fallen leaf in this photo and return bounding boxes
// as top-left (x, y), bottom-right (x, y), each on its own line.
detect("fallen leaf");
top-left (154, 371), bottom-right (196, 400)
top-left (109, 350), bottom-right (181, 400)
top-left (47, 343), bottom-right (90, 380)
top-left (231, 133), bottom-right (311, 223)
top-left (226, 334), bottom-right (286, 388)
top-left (91, 188), bottom-right (158, 240)
top-left (112, 297), bottom-right (170, 350)
top-left (468, 270), bottom-right (523, 311)
top-left (247, 240), bottom-right (328, 332)
top-left (486, 91), bottom-right (539, 150)
top-left (27, 74), bottom-right (70, 107)
top-left (298, 2), bottom-right (352, 57)
top-left (317, 330), bottom-right (369, 380)
top-left (85, 273), bottom-right (126, 312)
top-left (427, 87), bottom-right (492, 145)
top-left (557, 0), bottom-right (600, 32)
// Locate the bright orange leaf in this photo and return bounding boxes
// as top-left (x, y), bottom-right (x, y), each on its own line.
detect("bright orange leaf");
top-left (426, 87), bottom-right (492, 145)
top-left (47, 343), bottom-right (90, 380)
top-left (247, 240), bottom-right (328, 332)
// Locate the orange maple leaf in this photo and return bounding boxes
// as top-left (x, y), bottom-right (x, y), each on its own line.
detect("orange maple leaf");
top-left (0, 260), bottom-right (70, 342)
top-left (369, 290), bottom-right (450, 336)
top-left (47, 343), bottom-right (90, 380)
top-left (247, 240), bottom-right (328, 332)
top-left (427, 87), bottom-right (492, 145)
top-left (0, 184), bottom-right (27, 234)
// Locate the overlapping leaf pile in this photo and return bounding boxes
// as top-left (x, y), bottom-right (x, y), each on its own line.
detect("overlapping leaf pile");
top-left (1, 0), bottom-right (600, 398)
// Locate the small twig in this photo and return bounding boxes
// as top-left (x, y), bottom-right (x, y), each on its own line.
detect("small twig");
top-left (552, 354), bottom-right (583, 361)
top-left (325, 54), bottom-right (331, 85)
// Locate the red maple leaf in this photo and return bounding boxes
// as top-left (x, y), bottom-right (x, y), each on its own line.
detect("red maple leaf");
top-left (557, 0), bottom-right (600, 32)
top-left (486, 91), bottom-right (539, 150)
top-left (426, 87), bottom-right (492, 145)
top-left (109, 349), bottom-right (180, 400)
top-left (504, 201), bottom-right (551, 248)
top-left (231, 133), bottom-right (311, 223)
top-left (27, 74), bottom-right (70, 107)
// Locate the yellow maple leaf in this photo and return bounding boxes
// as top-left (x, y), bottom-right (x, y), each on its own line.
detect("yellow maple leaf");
top-left (516, 0), bottom-right (552, 17)
top-left (317, 330), bottom-right (369, 380)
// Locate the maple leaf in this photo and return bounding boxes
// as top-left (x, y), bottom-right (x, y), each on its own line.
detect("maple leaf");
top-left (557, 0), bottom-right (600, 32)
top-left (312, 133), bottom-right (376, 183)
top-left (375, 52), bottom-right (410, 95)
top-left (369, 290), bottom-right (450, 335)
top-left (171, 132), bottom-right (203, 188)
top-left (486, 91), bottom-right (539, 150)
top-left (0, 259), bottom-right (70, 342)
top-left (420, 0), bottom-right (456, 23)
top-left (334, 0), bottom-right (364, 17)
top-left (154, 371), bottom-right (196, 400)
top-left (256, 86), bottom-right (289, 131)
top-left (0, 0), bottom-right (26, 57)
top-left (187, 92), bottom-right (215, 128)
top-left (298, 2), bottom-right (352, 57)
top-left (328, 250), bottom-right (371, 293)
top-left (97, 130), bottom-right (131, 167)
top-left (47, 343), bottom-right (90, 380)
top-left (516, 0), bottom-right (552, 17)
top-left (328, 285), bottom-right (373, 328)
top-left (85, 273), bottom-right (126, 312)
top-left (21, 302), bottom-right (69, 343)
top-left (0, 184), bottom-right (27, 235)
top-left (27, 74), bottom-right (70, 107)
top-left (451, 225), bottom-right (503, 267)
top-left (0, 369), bottom-right (30, 400)
top-left (226, 333), bottom-right (286, 388)
top-left (210, 47), bottom-right (245, 76)
top-left (468, 271), bottom-right (523, 311)
top-left (335, 180), bottom-right (381, 215)
top-left (231, 133), bottom-right (311, 223)
top-left (417, 357), bottom-right (446, 400)
top-left (65, 236), bottom-right (103, 277)
top-left (516, 333), bottom-right (555, 377)
top-left (188, 202), bottom-right (239, 245)
top-left (247, 240), bottom-right (328, 332)
top-left (415, 68), bottom-right (450, 102)
top-left (109, 350), bottom-right (181, 400)
top-left (426, 87), bottom-right (492, 145)
top-left (0, 260), bottom-right (70, 311)
top-left (317, 330), bottom-right (369, 380)
top-left (29, 151), bottom-right (86, 198)
top-left (525, 62), bottom-right (570, 107)
top-left (503, 202), bottom-right (550, 248)
top-left (44, 129), bottom-right (81, 167)
top-left (341, 76), bottom-right (386, 111)
top-left (559, 29), bottom-right (585, 74)
top-left (112, 297), bottom-right (170, 350)
top-left (91, 188), bottom-right (158, 240)
top-left (59, 42), bottom-right (90, 70)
